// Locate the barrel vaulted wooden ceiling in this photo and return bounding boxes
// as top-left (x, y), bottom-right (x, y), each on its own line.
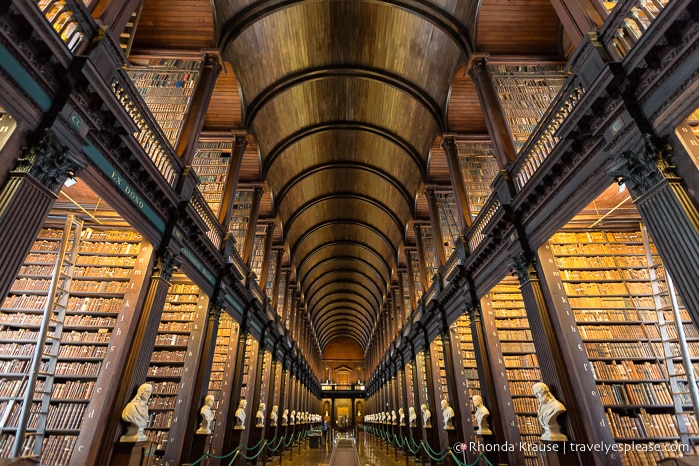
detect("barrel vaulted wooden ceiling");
top-left (131, 0), bottom-right (563, 355)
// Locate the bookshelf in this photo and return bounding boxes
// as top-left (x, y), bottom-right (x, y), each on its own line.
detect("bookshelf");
top-left (265, 249), bottom-right (279, 298)
top-left (206, 313), bottom-right (238, 438)
top-left (0, 223), bottom-right (143, 465)
top-left (487, 65), bottom-right (567, 152)
top-left (486, 279), bottom-right (542, 466)
top-left (228, 190), bottom-right (254, 258)
top-left (456, 142), bottom-right (500, 219)
top-left (410, 254), bottom-right (423, 302)
top-left (144, 279), bottom-right (200, 456)
top-left (414, 351), bottom-right (430, 424)
top-left (421, 225), bottom-right (437, 279)
top-left (431, 337), bottom-right (449, 403)
top-left (192, 139), bottom-right (233, 217)
top-left (435, 192), bottom-right (461, 257)
top-left (452, 316), bottom-right (480, 430)
top-left (250, 225), bottom-right (268, 280)
top-left (546, 227), bottom-right (699, 464)
top-left (126, 59), bottom-right (201, 148)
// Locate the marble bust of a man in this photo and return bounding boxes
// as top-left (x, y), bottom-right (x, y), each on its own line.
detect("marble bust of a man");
top-left (533, 382), bottom-right (567, 441)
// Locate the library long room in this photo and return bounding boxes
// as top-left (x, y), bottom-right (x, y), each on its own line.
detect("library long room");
top-left (0, 1), bottom-right (698, 466)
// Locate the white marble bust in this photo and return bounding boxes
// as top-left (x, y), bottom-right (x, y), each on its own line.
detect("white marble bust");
top-left (270, 405), bottom-right (278, 426)
top-left (234, 399), bottom-right (247, 430)
top-left (441, 399), bottom-right (455, 430)
top-left (473, 395), bottom-right (492, 435)
top-left (281, 408), bottom-right (289, 426)
top-left (255, 402), bottom-right (266, 427)
top-left (533, 382), bottom-right (568, 441)
top-left (408, 406), bottom-right (417, 427)
top-left (421, 403), bottom-right (432, 428)
top-left (196, 395), bottom-right (215, 434)
top-left (399, 407), bottom-right (406, 426)
top-left (120, 383), bottom-right (153, 442)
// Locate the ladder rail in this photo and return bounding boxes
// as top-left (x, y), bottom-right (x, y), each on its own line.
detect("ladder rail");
top-left (11, 215), bottom-right (78, 458)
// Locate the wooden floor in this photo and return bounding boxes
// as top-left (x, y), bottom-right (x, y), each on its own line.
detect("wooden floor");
top-left (270, 430), bottom-right (425, 466)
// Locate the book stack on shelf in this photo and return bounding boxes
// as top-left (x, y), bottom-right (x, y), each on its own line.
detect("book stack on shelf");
top-left (547, 228), bottom-right (699, 465)
top-left (487, 279), bottom-right (542, 466)
top-left (250, 225), bottom-right (268, 280)
top-left (145, 280), bottom-right (200, 453)
top-left (228, 190), bottom-right (254, 257)
top-left (207, 313), bottom-right (238, 436)
top-left (435, 192), bottom-right (461, 258)
top-left (455, 142), bottom-right (500, 219)
top-left (452, 316), bottom-right (480, 430)
top-left (275, 272), bottom-right (287, 319)
top-left (265, 250), bottom-right (279, 298)
top-left (0, 223), bottom-right (143, 465)
top-left (487, 64), bottom-right (567, 152)
top-left (410, 254), bottom-right (423, 302)
top-left (431, 337), bottom-right (449, 404)
top-left (192, 138), bottom-right (233, 216)
top-left (401, 273), bottom-right (412, 322)
top-left (420, 225), bottom-right (437, 279)
top-left (126, 59), bottom-right (201, 148)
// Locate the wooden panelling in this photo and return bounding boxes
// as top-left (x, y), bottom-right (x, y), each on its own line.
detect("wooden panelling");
top-left (204, 62), bottom-right (243, 132)
top-left (447, 66), bottom-right (488, 134)
top-left (132, 0), bottom-right (215, 50)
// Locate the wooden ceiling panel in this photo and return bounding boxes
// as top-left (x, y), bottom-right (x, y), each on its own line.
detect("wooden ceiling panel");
top-left (249, 77), bottom-right (440, 162)
top-left (447, 66), bottom-right (488, 134)
top-left (226, 1), bottom-right (461, 106)
top-left (203, 62), bottom-right (243, 132)
top-left (133, 0), bottom-right (215, 50)
top-left (475, 0), bottom-right (561, 55)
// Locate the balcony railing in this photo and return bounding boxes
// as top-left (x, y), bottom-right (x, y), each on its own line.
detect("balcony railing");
top-left (34, 0), bottom-right (92, 53)
top-left (600, 0), bottom-right (670, 61)
top-left (510, 79), bottom-right (585, 191)
top-left (110, 73), bottom-right (181, 186)
top-left (190, 190), bottom-right (224, 250)
top-left (467, 196), bottom-right (501, 253)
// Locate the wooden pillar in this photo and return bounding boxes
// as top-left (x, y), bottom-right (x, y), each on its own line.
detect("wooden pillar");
top-left (222, 317), bottom-right (250, 454)
top-left (610, 136), bottom-right (699, 328)
top-left (442, 137), bottom-right (472, 230)
top-left (242, 186), bottom-right (263, 267)
top-left (97, 247), bottom-right (182, 465)
top-left (181, 296), bottom-right (224, 462)
top-left (469, 294), bottom-right (524, 465)
top-left (425, 187), bottom-right (447, 269)
top-left (446, 323), bottom-right (478, 464)
top-left (413, 223), bottom-right (430, 292)
top-left (176, 53), bottom-right (222, 165)
top-left (548, 0), bottom-right (604, 46)
top-left (405, 251), bottom-right (418, 311)
top-left (535, 249), bottom-right (622, 466)
top-left (0, 130), bottom-right (82, 300)
top-left (258, 220), bottom-right (276, 289)
top-left (69, 242), bottom-right (155, 466)
top-left (218, 135), bottom-right (247, 227)
top-left (469, 57), bottom-right (517, 169)
top-left (270, 252), bottom-right (285, 310)
top-left (91, 0), bottom-right (143, 39)
top-left (420, 330), bottom-right (443, 457)
top-left (209, 319), bottom-right (241, 461)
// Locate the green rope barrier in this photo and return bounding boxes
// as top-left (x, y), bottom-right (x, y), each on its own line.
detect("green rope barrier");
top-left (420, 440), bottom-right (449, 461)
top-left (225, 450), bottom-right (241, 466)
top-left (189, 446), bottom-right (241, 465)
top-left (267, 435), bottom-right (284, 452)
top-left (404, 437), bottom-right (420, 455)
top-left (393, 433), bottom-right (404, 447)
top-left (449, 452), bottom-right (496, 466)
top-left (238, 440), bottom-right (268, 461)
top-left (284, 434), bottom-right (294, 447)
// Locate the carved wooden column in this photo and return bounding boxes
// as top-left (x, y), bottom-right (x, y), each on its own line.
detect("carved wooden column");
top-left (69, 241), bottom-right (155, 466)
top-left (258, 220), bottom-right (277, 289)
top-left (413, 223), bottom-right (430, 292)
top-left (270, 250), bottom-right (285, 310)
top-left (469, 57), bottom-right (517, 169)
top-left (242, 185), bottom-right (263, 267)
top-left (218, 135), bottom-right (247, 227)
top-left (96, 248), bottom-right (182, 465)
top-left (222, 316), bottom-right (250, 454)
top-left (425, 187), bottom-right (447, 269)
top-left (548, 0), bottom-right (603, 46)
top-left (182, 296), bottom-right (225, 463)
top-left (176, 53), bottom-right (222, 164)
top-left (470, 292), bottom-right (524, 465)
top-left (446, 322), bottom-right (478, 464)
top-left (442, 137), bottom-right (472, 231)
top-left (513, 252), bottom-right (616, 466)
top-left (405, 251), bottom-right (418, 312)
top-left (609, 136), bottom-right (699, 326)
top-left (0, 130), bottom-right (83, 300)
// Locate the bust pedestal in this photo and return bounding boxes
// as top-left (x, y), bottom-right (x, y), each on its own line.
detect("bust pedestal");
top-left (110, 441), bottom-right (150, 466)
top-left (187, 433), bottom-right (211, 464)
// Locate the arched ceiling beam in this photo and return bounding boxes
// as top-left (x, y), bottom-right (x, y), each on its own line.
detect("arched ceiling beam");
top-left (317, 318), bottom-right (371, 346)
top-left (307, 281), bottom-right (380, 314)
top-left (299, 255), bottom-right (388, 302)
top-left (309, 295), bottom-right (375, 325)
top-left (217, 0), bottom-right (473, 59)
top-left (244, 67), bottom-right (445, 132)
top-left (310, 291), bottom-right (376, 320)
top-left (283, 193), bottom-right (407, 244)
top-left (317, 303), bottom-right (375, 329)
top-left (320, 331), bottom-right (367, 352)
top-left (291, 220), bottom-right (398, 266)
top-left (262, 122), bottom-right (426, 181)
top-left (305, 267), bottom-right (384, 304)
top-left (315, 311), bottom-right (373, 339)
top-left (274, 163), bottom-right (414, 216)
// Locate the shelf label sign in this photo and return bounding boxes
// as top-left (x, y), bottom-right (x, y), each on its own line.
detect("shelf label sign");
top-left (180, 245), bottom-right (216, 285)
top-left (82, 144), bottom-right (166, 232)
